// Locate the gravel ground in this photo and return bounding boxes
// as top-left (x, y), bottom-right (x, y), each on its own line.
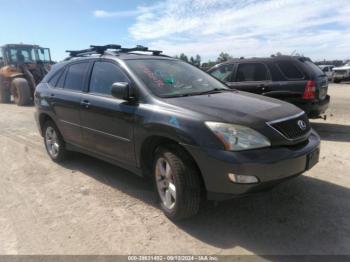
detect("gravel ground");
top-left (0, 83), bottom-right (349, 255)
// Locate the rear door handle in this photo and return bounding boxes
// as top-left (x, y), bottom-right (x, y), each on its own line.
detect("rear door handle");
top-left (80, 100), bottom-right (90, 108)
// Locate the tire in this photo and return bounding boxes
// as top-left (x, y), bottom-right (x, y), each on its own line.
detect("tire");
top-left (43, 120), bottom-right (67, 163)
top-left (11, 78), bottom-right (32, 106)
top-left (153, 146), bottom-right (202, 221)
top-left (0, 85), bottom-right (11, 103)
top-left (333, 79), bottom-right (341, 83)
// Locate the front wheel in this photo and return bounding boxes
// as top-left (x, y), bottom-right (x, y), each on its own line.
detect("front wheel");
top-left (43, 121), bottom-right (67, 162)
top-left (153, 146), bottom-right (202, 221)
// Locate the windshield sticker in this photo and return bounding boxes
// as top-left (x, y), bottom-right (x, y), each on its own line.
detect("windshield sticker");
top-left (141, 65), bottom-right (165, 88)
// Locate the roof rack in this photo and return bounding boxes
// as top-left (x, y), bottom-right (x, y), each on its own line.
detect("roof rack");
top-left (65, 44), bottom-right (163, 59)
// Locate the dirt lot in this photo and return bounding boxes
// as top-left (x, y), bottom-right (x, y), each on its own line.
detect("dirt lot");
top-left (0, 83), bottom-right (349, 256)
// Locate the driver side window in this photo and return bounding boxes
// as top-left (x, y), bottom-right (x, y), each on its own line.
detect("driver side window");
top-left (89, 62), bottom-right (129, 96)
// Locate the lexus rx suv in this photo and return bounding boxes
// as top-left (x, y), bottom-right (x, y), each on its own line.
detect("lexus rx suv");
top-left (208, 56), bottom-right (330, 118)
top-left (35, 45), bottom-right (320, 220)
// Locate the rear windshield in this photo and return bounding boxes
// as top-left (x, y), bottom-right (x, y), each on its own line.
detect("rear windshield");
top-left (305, 61), bottom-right (325, 76)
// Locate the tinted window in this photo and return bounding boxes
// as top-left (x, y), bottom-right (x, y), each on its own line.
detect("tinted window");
top-left (236, 63), bottom-right (268, 81)
top-left (305, 61), bottom-right (324, 76)
top-left (267, 63), bottom-right (285, 81)
top-left (276, 61), bottom-right (304, 79)
top-left (64, 62), bottom-right (89, 91)
top-left (56, 68), bottom-right (66, 88)
top-left (89, 62), bottom-right (128, 95)
top-left (210, 64), bottom-right (234, 81)
top-left (48, 69), bottom-right (63, 87)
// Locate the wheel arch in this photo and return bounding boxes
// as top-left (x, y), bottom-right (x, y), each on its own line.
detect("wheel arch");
top-left (139, 135), bottom-right (206, 191)
top-left (38, 112), bottom-right (59, 137)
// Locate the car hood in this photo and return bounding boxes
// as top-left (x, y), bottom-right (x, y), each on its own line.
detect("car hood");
top-left (162, 91), bottom-right (302, 128)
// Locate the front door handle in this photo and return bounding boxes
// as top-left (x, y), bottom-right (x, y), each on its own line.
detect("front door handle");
top-left (81, 100), bottom-right (90, 108)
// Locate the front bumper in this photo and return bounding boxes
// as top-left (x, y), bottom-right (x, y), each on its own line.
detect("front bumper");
top-left (184, 130), bottom-right (320, 200)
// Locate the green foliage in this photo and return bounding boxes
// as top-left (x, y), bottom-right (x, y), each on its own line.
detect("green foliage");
top-left (217, 52), bottom-right (233, 63)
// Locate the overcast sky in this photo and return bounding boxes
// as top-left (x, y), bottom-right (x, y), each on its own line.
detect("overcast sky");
top-left (1, 0), bottom-right (349, 61)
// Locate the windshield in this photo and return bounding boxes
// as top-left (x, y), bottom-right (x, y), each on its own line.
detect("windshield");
top-left (126, 59), bottom-right (228, 98)
top-left (6, 47), bottom-right (51, 63)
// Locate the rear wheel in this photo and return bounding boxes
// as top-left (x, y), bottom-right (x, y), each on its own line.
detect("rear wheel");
top-left (43, 121), bottom-right (67, 162)
top-left (153, 146), bottom-right (201, 221)
top-left (333, 79), bottom-right (341, 83)
top-left (11, 78), bottom-right (32, 106)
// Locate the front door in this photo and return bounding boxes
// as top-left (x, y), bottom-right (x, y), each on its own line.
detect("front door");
top-left (80, 60), bottom-right (136, 165)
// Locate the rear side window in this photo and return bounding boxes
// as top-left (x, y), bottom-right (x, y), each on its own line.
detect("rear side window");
top-left (48, 69), bottom-right (63, 87)
top-left (305, 61), bottom-right (325, 77)
top-left (267, 63), bottom-right (285, 81)
top-left (64, 62), bottom-right (89, 91)
top-left (210, 64), bottom-right (234, 81)
top-left (276, 61), bottom-right (304, 79)
top-left (235, 63), bottom-right (268, 81)
top-left (89, 62), bottom-right (128, 96)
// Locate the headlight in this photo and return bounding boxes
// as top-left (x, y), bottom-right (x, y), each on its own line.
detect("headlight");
top-left (205, 122), bottom-right (271, 151)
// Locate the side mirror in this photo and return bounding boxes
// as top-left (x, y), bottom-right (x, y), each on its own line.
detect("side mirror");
top-left (111, 82), bottom-right (132, 101)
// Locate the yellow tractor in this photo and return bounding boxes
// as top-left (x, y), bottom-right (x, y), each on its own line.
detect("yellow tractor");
top-left (0, 44), bottom-right (52, 106)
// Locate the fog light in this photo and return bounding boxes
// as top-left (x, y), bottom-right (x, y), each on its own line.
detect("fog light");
top-left (228, 173), bottom-right (259, 184)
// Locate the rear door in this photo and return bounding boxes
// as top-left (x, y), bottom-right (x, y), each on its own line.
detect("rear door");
top-left (49, 61), bottom-right (90, 146)
top-left (228, 62), bottom-right (270, 94)
top-left (79, 60), bottom-right (136, 165)
top-left (265, 60), bottom-right (307, 102)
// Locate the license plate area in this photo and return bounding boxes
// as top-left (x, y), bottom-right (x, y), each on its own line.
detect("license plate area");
top-left (306, 147), bottom-right (320, 170)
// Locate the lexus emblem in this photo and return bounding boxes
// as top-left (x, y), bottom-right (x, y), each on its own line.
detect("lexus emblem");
top-left (297, 120), bottom-right (307, 130)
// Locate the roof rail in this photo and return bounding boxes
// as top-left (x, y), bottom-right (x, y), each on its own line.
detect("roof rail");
top-left (66, 44), bottom-right (122, 57)
top-left (65, 44), bottom-right (163, 59)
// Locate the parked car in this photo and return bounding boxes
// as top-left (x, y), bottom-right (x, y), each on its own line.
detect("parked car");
top-left (35, 45), bottom-right (320, 220)
top-left (332, 63), bottom-right (350, 83)
top-left (318, 65), bottom-right (334, 81)
top-left (208, 56), bottom-right (330, 118)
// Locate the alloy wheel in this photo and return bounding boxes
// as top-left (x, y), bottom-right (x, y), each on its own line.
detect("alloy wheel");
top-left (155, 157), bottom-right (176, 210)
top-left (45, 126), bottom-right (60, 158)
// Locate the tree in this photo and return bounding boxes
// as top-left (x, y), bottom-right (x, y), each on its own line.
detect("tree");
top-left (217, 52), bottom-right (232, 63)
top-left (194, 54), bottom-right (201, 67)
top-left (190, 56), bottom-right (195, 64)
top-left (179, 53), bottom-right (189, 62)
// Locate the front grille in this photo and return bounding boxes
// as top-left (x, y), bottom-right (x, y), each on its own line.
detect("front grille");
top-left (269, 113), bottom-right (310, 139)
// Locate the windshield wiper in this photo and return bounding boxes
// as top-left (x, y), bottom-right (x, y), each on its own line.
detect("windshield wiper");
top-left (195, 88), bottom-right (237, 95)
top-left (161, 88), bottom-right (236, 98)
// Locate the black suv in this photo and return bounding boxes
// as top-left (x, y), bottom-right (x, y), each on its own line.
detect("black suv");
top-left (35, 45), bottom-right (320, 220)
top-left (208, 56), bottom-right (330, 118)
